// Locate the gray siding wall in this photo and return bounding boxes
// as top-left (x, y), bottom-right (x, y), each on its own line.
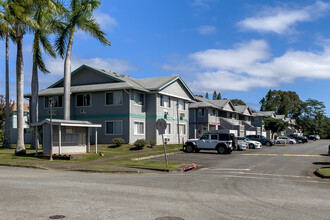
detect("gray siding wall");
top-left (54, 68), bottom-right (117, 87)
top-left (146, 93), bottom-right (157, 144)
top-left (160, 81), bottom-right (191, 100)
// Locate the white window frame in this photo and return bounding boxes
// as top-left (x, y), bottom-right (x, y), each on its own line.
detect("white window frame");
top-left (178, 124), bottom-right (186, 135)
top-left (134, 121), bottom-right (145, 135)
top-left (134, 92), bottom-right (145, 106)
top-left (178, 99), bottom-right (185, 110)
top-left (105, 91), bottom-right (123, 106)
top-left (76, 93), bottom-right (92, 107)
top-left (44, 96), bottom-right (63, 109)
top-left (165, 122), bottom-right (171, 135)
top-left (160, 95), bottom-right (171, 108)
top-left (105, 120), bottom-right (123, 135)
top-left (198, 108), bottom-right (205, 117)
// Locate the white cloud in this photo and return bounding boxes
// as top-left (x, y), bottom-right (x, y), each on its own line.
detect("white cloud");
top-left (94, 12), bottom-right (118, 32)
top-left (197, 25), bottom-right (217, 35)
top-left (238, 1), bottom-right (330, 34)
top-left (191, 0), bottom-right (214, 9)
top-left (163, 39), bottom-right (330, 93)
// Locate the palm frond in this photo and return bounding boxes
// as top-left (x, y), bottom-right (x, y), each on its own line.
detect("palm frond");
top-left (79, 16), bottom-right (110, 46)
top-left (55, 23), bottom-right (70, 58)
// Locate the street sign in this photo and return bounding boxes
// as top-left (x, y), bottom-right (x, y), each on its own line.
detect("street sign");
top-left (156, 118), bottom-right (167, 135)
top-left (156, 118), bottom-right (168, 169)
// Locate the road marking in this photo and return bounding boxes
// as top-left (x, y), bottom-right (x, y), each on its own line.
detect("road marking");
top-left (201, 168), bottom-right (251, 171)
top-left (282, 154), bottom-right (322, 157)
top-left (240, 154), bottom-right (278, 156)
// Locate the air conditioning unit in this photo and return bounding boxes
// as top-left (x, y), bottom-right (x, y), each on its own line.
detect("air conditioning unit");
top-left (180, 113), bottom-right (185, 120)
top-left (47, 110), bottom-right (57, 116)
top-left (164, 138), bottom-right (170, 143)
top-left (164, 111), bottom-right (168, 119)
top-left (80, 109), bottom-right (86, 114)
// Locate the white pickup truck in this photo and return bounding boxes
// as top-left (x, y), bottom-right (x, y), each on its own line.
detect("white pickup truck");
top-left (183, 133), bottom-right (233, 154)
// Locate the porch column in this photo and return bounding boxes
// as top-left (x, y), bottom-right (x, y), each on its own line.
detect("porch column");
top-left (59, 125), bottom-right (62, 154)
top-left (87, 127), bottom-right (90, 153)
top-left (95, 128), bottom-right (98, 154)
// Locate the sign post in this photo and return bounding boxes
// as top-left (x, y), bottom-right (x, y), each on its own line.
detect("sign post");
top-left (156, 119), bottom-right (168, 169)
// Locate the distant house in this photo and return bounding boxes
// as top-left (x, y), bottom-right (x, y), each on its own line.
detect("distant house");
top-left (25, 65), bottom-right (194, 145)
top-left (189, 97), bottom-right (256, 138)
top-left (10, 103), bottom-right (31, 144)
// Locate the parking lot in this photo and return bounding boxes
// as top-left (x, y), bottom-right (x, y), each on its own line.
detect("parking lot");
top-left (151, 139), bottom-right (330, 177)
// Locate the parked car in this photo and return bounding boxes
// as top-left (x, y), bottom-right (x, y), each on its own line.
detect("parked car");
top-left (183, 133), bottom-right (233, 154)
top-left (289, 134), bottom-right (308, 143)
top-left (306, 134), bottom-right (320, 141)
top-left (245, 135), bottom-right (274, 146)
top-left (275, 136), bottom-right (296, 144)
top-left (237, 138), bottom-right (247, 151)
top-left (238, 137), bottom-right (262, 149)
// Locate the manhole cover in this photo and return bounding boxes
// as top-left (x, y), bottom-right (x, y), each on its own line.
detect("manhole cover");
top-left (49, 215), bottom-right (65, 219)
top-left (155, 217), bottom-right (184, 220)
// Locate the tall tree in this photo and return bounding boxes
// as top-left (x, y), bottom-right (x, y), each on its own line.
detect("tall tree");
top-left (30, 0), bottom-right (65, 150)
top-left (212, 91), bottom-right (217, 100)
top-left (231, 99), bottom-right (246, 106)
top-left (55, 0), bottom-right (110, 120)
top-left (0, 2), bottom-right (15, 148)
top-left (263, 117), bottom-right (288, 139)
top-left (205, 92), bottom-right (209, 99)
top-left (216, 92), bottom-right (221, 100)
top-left (7, 0), bottom-right (38, 155)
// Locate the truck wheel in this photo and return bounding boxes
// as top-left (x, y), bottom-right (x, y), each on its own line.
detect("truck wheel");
top-left (217, 146), bottom-right (226, 154)
top-left (289, 141), bottom-right (294, 144)
top-left (186, 145), bottom-right (194, 153)
top-left (266, 142), bottom-right (271, 147)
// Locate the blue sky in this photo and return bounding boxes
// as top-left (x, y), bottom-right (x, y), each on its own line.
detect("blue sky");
top-left (1, 0), bottom-right (330, 114)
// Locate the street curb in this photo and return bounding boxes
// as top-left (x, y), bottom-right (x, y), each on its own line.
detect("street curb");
top-left (315, 167), bottom-right (330, 178)
top-left (69, 169), bottom-right (141, 174)
top-left (0, 163), bottom-right (49, 170)
top-left (132, 151), bottom-right (183, 161)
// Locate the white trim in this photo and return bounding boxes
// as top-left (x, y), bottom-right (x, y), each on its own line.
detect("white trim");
top-left (105, 120), bottom-right (123, 135)
top-left (158, 91), bottom-right (192, 101)
top-left (105, 91), bottom-right (123, 106)
top-left (133, 120), bottom-right (145, 135)
top-left (76, 93), bottom-right (92, 108)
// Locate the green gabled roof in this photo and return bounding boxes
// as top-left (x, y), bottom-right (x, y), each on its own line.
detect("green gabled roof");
top-left (48, 64), bottom-right (125, 88)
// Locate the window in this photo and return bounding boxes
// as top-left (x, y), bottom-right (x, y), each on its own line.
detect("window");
top-left (105, 121), bottom-right (122, 135)
top-left (45, 96), bottom-right (63, 108)
top-left (106, 91), bottom-right (123, 105)
top-left (165, 123), bottom-right (171, 134)
top-left (178, 99), bottom-right (185, 110)
top-left (200, 134), bottom-right (209, 140)
top-left (198, 108), bottom-right (205, 117)
top-left (179, 124), bottom-right (186, 135)
top-left (211, 134), bottom-right (218, 140)
top-left (134, 92), bottom-right (145, 105)
top-left (134, 122), bottom-right (144, 135)
top-left (160, 95), bottom-right (170, 108)
top-left (77, 94), bottom-right (91, 107)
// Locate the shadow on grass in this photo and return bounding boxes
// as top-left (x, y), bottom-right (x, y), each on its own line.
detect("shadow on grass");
top-left (108, 145), bottom-right (121, 149)
top-left (129, 146), bottom-right (144, 151)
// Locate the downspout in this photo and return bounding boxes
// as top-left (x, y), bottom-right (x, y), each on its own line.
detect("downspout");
top-left (124, 89), bottom-right (131, 144)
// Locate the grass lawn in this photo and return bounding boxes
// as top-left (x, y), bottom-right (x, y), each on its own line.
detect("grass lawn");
top-left (318, 168), bottom-right (330, 176)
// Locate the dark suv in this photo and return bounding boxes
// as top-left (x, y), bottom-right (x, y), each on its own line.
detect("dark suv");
top-left (289, 134), bottom-right (308, 143)
top-left (245, 135), bottom-right (274, 146)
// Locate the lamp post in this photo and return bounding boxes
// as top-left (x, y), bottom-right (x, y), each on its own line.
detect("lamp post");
top-left (49, 97), bottom-right (54, 161)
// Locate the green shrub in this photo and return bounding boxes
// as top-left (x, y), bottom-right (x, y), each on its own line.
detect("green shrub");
top-left (112, 138), bottom-right (125, 147)
top-left (0, 129), bottom-right (4, 143)
top-left (134, 139), bottom-right (146, 148)
top-left (149, 140), bottom-right (156, 148)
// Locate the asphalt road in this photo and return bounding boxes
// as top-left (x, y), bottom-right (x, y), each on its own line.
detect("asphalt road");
top-left (0, 140), bottom-right (330, 220)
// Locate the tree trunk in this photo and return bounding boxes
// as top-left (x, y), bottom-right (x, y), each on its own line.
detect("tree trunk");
top-left (30, 60), bottom-right (39, 150)
top-left (15, 23), bottom-right (26, 155)
top-left (63, 29), bottom-right (74, 120)
top-left (3, 33), bottom-right (11, 148)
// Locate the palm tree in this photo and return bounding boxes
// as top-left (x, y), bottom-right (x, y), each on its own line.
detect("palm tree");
top-left (6, 0), bottom-right (38, 155)
top-left (30, 0), bottom-right (65, 150)
top-left (56, 0), bottom-right (110, 120)
top-left (0, 3), bottom-right (15, 149)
